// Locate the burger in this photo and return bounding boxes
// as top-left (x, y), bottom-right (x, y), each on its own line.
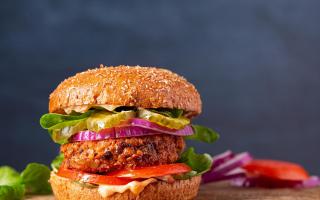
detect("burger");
top-left (40, 65), bottom-right (219, 200)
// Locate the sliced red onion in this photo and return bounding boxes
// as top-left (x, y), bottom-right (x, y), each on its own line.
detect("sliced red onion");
top-left (70, 119), bottom-right (193, 142)
top-left (202, 168), bottom-right (246, 184)
top-left (210, 173), bottom-right (246, 183)
top-left (202, 152), bottom-right (252, 184)
top-left (230, 177), bottom-right (248, 187)
top-left (70, 128), bottom-right (157, 142)
top-left (231, 176), bottom-right (320, 189)
top-left (122, 118), bottom-right (193, 135)
top-left (212, 150), bottom-right (234, 168)
top-left (230, 177), bottom-right (297, 188)
top-left (211, 152), bottom-right (252, 176)
top-left (203, 150), bottom-right (320, 189)
top-left (298, 176), bottom-right (320, 188)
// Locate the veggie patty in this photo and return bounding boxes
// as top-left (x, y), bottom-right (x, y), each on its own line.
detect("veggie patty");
top-left (61, 134), bottom-right (185, 173)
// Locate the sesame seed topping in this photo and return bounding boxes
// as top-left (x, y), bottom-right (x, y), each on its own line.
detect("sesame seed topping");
top-left (49, 65), bottom-right (201, 116)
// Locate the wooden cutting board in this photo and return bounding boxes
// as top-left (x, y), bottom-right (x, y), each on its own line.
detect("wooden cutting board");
top-left (27, 182), bottom-right (320, 200)
top-left (197, 182), bottom-right (320, 200)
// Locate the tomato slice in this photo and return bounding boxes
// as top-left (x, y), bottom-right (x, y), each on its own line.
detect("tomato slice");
top-left (57, 167), bottom-right (134, 185)
top-left (108, 163), bottom-right (192, 178)
top-left (243, 159), bottom-right (309, 181)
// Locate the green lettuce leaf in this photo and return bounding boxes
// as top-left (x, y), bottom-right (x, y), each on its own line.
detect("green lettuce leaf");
top-left (0, 163), bottom-right (53, 199)
top-left (0, 185), bottom-right (24, 200)
top-left (0, 167), bottom-right (24, 200)
top-left (40, 110), bottom-right (94, 144)
top-left (0, 166), bottom-right (21, 186)
top-left (185, 125), bottom-right (219, 143)
top-left (40, 110), bottom-right (94, 129)
top-left (148, 108), bottom-right (183, 118)
top-left (11, 185), bottom-right (24, 200)
top-left (51, 154), bottom-right (64, 171)
top-left (20, 163), bottom-right (51, 194)
top-left (0, 185), bottom-right (15, 200)
top-left (175, 147), bottom-right (213, 180)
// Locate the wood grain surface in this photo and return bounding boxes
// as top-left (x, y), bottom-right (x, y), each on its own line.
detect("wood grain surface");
top-left (197, 182), bottom-right (320, 200)
top-left (26, 182), bottom-right (320, 200)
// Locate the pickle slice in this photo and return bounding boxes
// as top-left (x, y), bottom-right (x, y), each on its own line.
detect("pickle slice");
top-left (86, 111), bottom-right (136, 132)
top-left (51, 119), bottom-right (87, 144)
top-left (138, 109), bottom-right (190, 129)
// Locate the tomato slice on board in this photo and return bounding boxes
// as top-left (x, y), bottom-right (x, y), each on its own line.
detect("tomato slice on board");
top-left (57, 168), bottom-right (134, 185)
top-left (108, 163), bottom-right (192, 178)
top-left (243, 159), bottom-right (309, 181)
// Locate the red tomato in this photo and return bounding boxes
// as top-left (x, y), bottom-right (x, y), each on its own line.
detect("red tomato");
top-left (57, 168), bottom-right (134, 185)
top-left (108, 163), bottom-right (192, 178)
top-left (243, 159), bottom-right (309, 181)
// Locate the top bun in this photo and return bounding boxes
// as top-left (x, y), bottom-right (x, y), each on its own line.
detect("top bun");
top-left (49, 65), bottom-right (202, 116)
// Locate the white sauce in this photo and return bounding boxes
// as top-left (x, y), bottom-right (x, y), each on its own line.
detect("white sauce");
top-left (98, 178), bottom-right (156, 198)
top-left (64, 104), bottom-right (119, 114)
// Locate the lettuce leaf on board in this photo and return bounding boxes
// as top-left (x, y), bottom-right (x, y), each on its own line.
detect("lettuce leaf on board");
top-left (20, 163), bottom-right (52, 194)
top-left (0, 163), bottom-right (53, 199)
top-left (0, 185), bottom-right (25, 200)
top-left (0, 166), bottom-right (21, 186)
top-left (0, 166), bottom-right (24, 200)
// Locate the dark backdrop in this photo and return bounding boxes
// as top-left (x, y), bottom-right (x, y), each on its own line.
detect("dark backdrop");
top-left (1, 1), bottom-right (320, 174)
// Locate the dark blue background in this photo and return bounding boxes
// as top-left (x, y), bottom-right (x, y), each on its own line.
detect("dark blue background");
top-left (1, 1), bottom-right (320, 174)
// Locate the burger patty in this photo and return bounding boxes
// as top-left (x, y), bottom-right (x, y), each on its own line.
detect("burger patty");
top-left (61, 134), bottom-right (185, 173)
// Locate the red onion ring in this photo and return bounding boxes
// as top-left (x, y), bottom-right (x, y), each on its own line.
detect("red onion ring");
top-left (70, 118), bottom-right (193, 142)
top-left (202, 152), bottom-right (252, 184)
top-left (231, 176), bottom-right (320, 188)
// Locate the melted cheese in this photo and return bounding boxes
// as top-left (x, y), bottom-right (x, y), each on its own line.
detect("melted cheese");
top-left (98, 178), bottom-right (156, 198)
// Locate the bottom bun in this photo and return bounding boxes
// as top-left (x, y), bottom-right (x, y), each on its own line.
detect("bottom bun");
top-left (50, 172), bottom-right (201, 200)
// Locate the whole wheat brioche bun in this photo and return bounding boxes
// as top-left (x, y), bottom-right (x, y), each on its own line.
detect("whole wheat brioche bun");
top-left (49, 65), bottom-right (202, 116)
top-left (50, 172), bottom-right (201, 200)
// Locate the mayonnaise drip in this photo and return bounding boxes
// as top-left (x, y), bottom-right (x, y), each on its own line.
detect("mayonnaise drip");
top-left (64, 104), bottom-right (120, 114)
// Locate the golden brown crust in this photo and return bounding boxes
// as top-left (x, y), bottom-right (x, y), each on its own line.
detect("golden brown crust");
top-left (49, 65), bottom-right (201, 116)
top-left (50, 172), bottom-right (201, 200)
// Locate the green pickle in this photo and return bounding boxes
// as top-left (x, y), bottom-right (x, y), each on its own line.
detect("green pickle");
top-left (52, 120), bottom-right (87, 144)
top-left (86, 110), bottom-right (136, 132)
top-left (138, 109), bottom-right (190, 129)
